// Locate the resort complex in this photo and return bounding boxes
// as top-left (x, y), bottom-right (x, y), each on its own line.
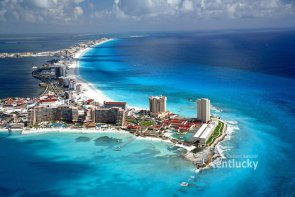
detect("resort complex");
top-left (1, 0), bottom-right (294, 194)
top-left (0, 38), bottom-right (227, 168)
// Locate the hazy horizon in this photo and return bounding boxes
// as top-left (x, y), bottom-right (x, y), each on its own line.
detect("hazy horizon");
top-left (1, 0), bottom-right (295, 34)
top-left (1, 26), bottom-right (295, 36)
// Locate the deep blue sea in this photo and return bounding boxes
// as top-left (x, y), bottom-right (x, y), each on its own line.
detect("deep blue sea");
top-left (0, 33), bottom-right (105, 98)
top-left (1, 30), bottom-right (295, 196)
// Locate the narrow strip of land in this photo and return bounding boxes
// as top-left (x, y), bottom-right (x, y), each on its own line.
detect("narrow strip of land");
top-left (206, 121), bottom-right (224, 146)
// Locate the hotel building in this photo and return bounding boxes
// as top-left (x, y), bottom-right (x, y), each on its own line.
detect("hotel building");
top-left (94, 107), bottom-right (125, 126)
top-left (149, 96), bottom-right (167, 113)
top-left (28, 106), bottom-right (73, 126)
top-left (103, 101), bottom-right (127, 110)
top-left (197, 98), bottom-right (210, 123)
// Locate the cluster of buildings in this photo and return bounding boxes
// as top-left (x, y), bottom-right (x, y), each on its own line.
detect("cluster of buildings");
top-left (32, 61), bottom-right (68, 82)
top-left (0, 38), bottom-right (109, 59)
top-left (1, 41), bottom-right (216, 147)
top-left (0, 52), bottom-right (35, 58)
top-left (59, 77), bottom-right (77, 90)
top-left (127, 96), bottom-right (216, 147)
top-left (0, 37), bottom-right (224, 157)
top-left (0, 97), bottom-right (34, 129)
top-left (148, 96), bottom-right (211, 124)
top-left (51, 38), bottom-right (109, 59)
top-left (27, 100), bottom-right (126, 127)
top-left (0, 90), bottom-right (219, 148)
top-left (162, 119), bottom-right (202, 133)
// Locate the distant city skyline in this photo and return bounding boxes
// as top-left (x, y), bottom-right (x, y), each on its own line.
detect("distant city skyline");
top-left (1, 0), bottom-right (295, 34)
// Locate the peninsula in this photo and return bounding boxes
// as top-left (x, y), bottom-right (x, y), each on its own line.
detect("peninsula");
top-left (0, 38), bottom-right (228, 169)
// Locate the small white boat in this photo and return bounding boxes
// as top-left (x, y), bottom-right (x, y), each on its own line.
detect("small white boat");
top-left (114, 146), bottom-right (121, 151)
top-left (180, 182), bottom-right (189, 187)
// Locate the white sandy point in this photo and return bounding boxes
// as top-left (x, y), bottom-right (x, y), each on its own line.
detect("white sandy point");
top-left (69, 39), bottom-right (115, 104)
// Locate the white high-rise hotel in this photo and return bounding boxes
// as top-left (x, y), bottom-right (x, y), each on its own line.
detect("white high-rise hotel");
top-left (197, 98), bottom-right (210, 123)
top-left (149, 96), bottom-right (167, 113)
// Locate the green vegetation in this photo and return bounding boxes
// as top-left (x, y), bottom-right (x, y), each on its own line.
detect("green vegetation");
top-left (206, 121), bottom-right (224, 146)
top-left (126, 118), bottom-right (138, 124)
top-left (139, 121), bottom-right (155, 127)
top-left (33, 123), bottom-right (40, 128)
top-left (126, 118), bottom-right (155, 127)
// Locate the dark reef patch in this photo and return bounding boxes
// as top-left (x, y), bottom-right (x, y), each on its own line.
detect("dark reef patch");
top-left (94, 136), bottom-right (122, 147)
top-left (75, 136), bottom-right (91, 142)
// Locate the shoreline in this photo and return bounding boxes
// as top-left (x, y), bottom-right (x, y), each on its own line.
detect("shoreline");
top-left (20, 127), bottom-right (196, 152)
top-left (2, 37), bottom-right (233, 169)
top-left (0, 127), bottom-right (196, 152)
top-left (2, 124), bottom-right (228, 168)
top-left (68, 38), bottom-right (114, 104)
top-left (68, 40), bottom-right (230, 158)
top-left (68, 38), bottom-right (144, 110)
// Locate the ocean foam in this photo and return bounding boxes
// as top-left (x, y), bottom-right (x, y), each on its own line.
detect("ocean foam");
top-left (211, 105), bottom-right (223, 113)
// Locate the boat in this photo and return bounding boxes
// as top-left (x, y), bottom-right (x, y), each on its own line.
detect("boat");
top-left (114, 146), bottom-right (121, 151)
top-left (32, 66), bottom-right (38, 69)
top-left (180, 182), bottom-right (189, 187)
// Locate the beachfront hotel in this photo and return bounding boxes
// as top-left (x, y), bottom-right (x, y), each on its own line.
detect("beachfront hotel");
top-left (28, 105), bottom-right (73, 126)
top-left (149, 96), bottom-right (167, 113)
top-left (103, 101), bottom-right (127, 110)
top-left (94, 107), bottom-right (125, 126)
top-left (197, 98), bottom-right (210, 123)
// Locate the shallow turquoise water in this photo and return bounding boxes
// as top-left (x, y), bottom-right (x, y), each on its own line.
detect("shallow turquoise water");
top-left (0, 31), bottom-right (294, 196)
top-left (79, 33), bottom-right (295, 196)
top-left (0, 131), bottom-right (197, 196)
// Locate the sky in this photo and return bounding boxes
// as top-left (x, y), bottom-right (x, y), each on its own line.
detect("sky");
top-left (0, 0), bottom-right (295, 34)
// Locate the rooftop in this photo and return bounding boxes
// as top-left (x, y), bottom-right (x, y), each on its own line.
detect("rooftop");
top-left (200, 122), bottom-right (217, 139)
top-left (193, 123), bottom-right (208, 138)
top-left (104, 101), bottom-right (127, 105)
top-left (149, 96), bottom-right (166, 100)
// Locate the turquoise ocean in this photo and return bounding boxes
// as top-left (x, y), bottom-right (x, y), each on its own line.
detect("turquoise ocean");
top-left (0, 31), bottom-right (295, 196)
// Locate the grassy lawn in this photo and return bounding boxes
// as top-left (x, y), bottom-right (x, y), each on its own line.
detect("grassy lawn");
top-left (126, 118), bottom-right (138, 124)
top-left (139, 121), bottom-right (155, 127)
top-left (206, 121), bottom-right (224, 146)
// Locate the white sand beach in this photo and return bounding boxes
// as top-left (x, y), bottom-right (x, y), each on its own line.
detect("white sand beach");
top-left (21, 127), bottom-right (195, 152)
top-left (21, 127), bottom-right (130, 135)
top-left (68, 38), bottom-right (114, 104)
top-left (67, 39), bottom-right (145, 110)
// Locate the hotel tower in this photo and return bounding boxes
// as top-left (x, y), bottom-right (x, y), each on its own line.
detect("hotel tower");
top-left (197, 98), bottom-right (210, 123)
top-left (149, 96), bottom-right (167, 113)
